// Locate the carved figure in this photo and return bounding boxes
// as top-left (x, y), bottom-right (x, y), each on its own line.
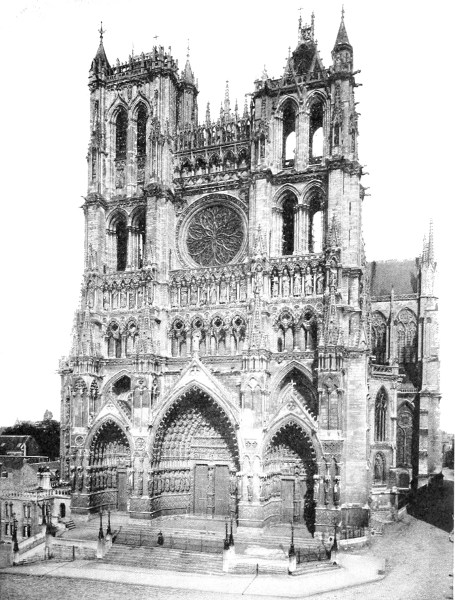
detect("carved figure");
top-left (282, 271), bottom-right (290, 297)
top-left (293, 272), bottom-right (302, 295)
top-left (305, 267), bottom-right (313, 295)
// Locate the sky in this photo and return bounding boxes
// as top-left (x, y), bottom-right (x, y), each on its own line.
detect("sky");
top-left (0, 0), bottom-right (453, 430)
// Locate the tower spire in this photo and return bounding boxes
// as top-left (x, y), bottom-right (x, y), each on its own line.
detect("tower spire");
top-left (182, 39), bottom-right (195, 85)
top-left (91, 21), bottom-right (110, 73)
top-left (428, 219), bottom-right (434, 262)
top-left (333, 6), bottom-right (351, 50)
top-left (224, 80), bottom-right (231, 116)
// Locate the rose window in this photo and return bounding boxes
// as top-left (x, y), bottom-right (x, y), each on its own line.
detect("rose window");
top-left (186, 205), bottom-right (244, 266)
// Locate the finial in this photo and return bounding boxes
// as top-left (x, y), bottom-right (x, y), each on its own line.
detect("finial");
top-left (98, 21), bottom-right (105, 42)
top-left (428, 219), bottom-right (434, 261)
top-left (341, 5), bottom-right (345, 21)
top-left (187, 38), bottom-right (190, 58)
top-left (298, 7), bottom-right (303, 28)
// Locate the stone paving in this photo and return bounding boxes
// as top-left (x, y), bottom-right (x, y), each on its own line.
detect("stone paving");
top-left (0, 471), bottom-right (453, 600)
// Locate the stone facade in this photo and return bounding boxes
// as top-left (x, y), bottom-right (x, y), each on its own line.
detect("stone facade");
top-left (59, 13), bottom-right (441, 533)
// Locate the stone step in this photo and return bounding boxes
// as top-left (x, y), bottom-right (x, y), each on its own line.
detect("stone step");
top-left (101, 545), bottom-right (224, 575)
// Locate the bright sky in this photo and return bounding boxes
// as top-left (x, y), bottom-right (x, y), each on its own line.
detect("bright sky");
top-left (0, 0), bottom-right (453, 431)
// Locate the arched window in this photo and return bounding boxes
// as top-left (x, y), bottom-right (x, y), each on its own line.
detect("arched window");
top-left (131, 209), bottom-right (146, 269)
top-left (60, 503), bottom-right (66, 518)
top-left (372, 312), bottom-right (387, 364)
top-left (397, 403), bottom-right (413, 467)
top-left (136, 104), bottom-right (147, 156)
top-left (309, 101), bottom-right (323, 161)
top-left (282, 195), bottom-right (297, 255)
top-left (308, 195), bottom-right (323, 253)
top-left (115, 218), bottom-right (128, 272)
top-left (282, 101), bottom-right (297, 168)
top-left (396, 309), bottom-right (418, 365)
top-left (374, 387), bottom-right (388, 442)
top-left (115, 109), bottom-right (128, 159)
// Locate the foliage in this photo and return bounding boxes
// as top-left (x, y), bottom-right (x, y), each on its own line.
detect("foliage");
top-left (2, 418), bottom-right (60, 460)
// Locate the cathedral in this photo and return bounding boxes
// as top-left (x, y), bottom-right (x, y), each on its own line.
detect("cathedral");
top-left (59, 12), bottom-right (441, 536)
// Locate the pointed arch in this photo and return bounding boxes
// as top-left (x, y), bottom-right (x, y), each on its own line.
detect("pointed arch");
top-left (150, 382), bottom-right (240, 448)
top-left (84, 413), bottom-right (133, 453)
top-left (100, 369), bottom-right (133, 396)
top-left (270, 360), bottom-right (314, 396)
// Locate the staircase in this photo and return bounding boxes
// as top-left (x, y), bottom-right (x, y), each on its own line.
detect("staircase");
top-left (100, 544), bottom-right (224, 575)
top-left (64, 519), bottom-right (76, 530)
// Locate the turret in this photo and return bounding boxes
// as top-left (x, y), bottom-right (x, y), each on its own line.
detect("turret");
top-left (89, 23), bottom-right (112, 85)
top-left (179, 43), bottom-right (198, 127)
top-left (331, 7), bottom-right (353, 73)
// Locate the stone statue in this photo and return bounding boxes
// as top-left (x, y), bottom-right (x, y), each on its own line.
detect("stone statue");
top-left (293, 272), bottom-right (301, 296)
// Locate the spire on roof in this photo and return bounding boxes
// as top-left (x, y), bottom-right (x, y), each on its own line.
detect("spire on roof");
top-left (243, 96), bottom-right (249, 119)
top-left (333, 6), bottom-right (351, 50)
top-left (93, 21), bottom-right (110, 67)
top-left (428, 219), bottom-right (434, 262)
top-left (224, 80), bottom-right (231, 116)
top-left (206, 102), bottom-right (211, 125)
top-left (182, 40), bottom-right (195, 85)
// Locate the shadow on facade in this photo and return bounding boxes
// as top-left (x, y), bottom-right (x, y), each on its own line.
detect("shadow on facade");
top-left (407, 478), bottom-right (453, 533)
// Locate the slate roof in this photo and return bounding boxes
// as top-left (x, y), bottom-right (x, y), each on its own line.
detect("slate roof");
top-left (0, 435), bottom-right (37, 455)
top-left (368, 259), bottom-right (419, 297)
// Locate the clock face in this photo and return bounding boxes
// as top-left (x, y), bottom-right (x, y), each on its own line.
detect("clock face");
top-left (186, 204), bottom-right (244, 267)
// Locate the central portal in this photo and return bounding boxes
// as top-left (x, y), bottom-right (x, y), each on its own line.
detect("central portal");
top-left (151, 389), bottom-right (239, 520)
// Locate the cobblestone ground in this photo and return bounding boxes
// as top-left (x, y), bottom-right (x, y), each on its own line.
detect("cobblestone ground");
top-left (313, 472), bottom-right (454, 600)
top-left (1, 473), bottom-right (453, 600)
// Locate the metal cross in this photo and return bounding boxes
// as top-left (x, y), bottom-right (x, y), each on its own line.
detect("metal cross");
top-left (98, 22), bottom-right (105, 41)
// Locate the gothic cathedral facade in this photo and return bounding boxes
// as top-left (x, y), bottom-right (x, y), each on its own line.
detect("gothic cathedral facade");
top-left (59, 13), bottom-right (441, 534)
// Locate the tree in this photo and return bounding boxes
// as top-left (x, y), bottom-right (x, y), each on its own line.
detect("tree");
top-left (2, 419), bottom-right (60, 460)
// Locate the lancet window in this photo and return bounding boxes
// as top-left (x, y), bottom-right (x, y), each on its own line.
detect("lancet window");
top-left (282, 195), bottom-right (297, 256)
top-left (136, 104), bottom-right (147, 156)
top-left (308, 195), bottom-right (323, 253)
top-left (115, 109), bottom-right (128, 159)
top-left (115, 218), bottom-right (128, 271)
top-left (374, 387), bottom-right (388, 442)
top-left (371, 312), bottom-right (387, 364)
top-left (131, 209), bottom-right (146, 269)
top-left (309, 100), bottom-right (324, 161)
top-left (396, 309), bottom-right (417, 364)
top-left (282, 101), bottom-right (297, 168)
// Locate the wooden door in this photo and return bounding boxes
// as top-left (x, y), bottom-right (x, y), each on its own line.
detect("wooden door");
top-left (281, 479), bottom-right (295, 522)
top-left (214, 465), bottom-right (230, 516)
top-left (194, 465), bottom-right (208, 515)
top-left (117, 469), bottom-right (128, 511)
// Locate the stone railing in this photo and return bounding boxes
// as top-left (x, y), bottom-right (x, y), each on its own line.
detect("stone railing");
top-left (370, 364), bottom-right (400, 377)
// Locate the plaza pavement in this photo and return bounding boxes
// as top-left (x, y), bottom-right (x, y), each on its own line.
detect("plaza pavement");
top-left (0, 552), bottom-right (385, 598)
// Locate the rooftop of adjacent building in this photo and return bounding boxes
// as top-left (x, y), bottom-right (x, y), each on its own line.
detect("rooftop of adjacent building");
top-left (0, 435), bottom-right (40, 456)
top-left (368, 259), bottom-right (419, 297)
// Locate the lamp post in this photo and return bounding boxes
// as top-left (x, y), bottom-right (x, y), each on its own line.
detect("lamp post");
top-left (106, 509), bottom-right (112, 537)
top-left (12, 514), bottom-right (19, 553)
top-left (289, 520), bottom-right (295, 557)
top-left (224, 520), bottom-right (230, 550)
top-left (98, 510), bottom-right (104, 541)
